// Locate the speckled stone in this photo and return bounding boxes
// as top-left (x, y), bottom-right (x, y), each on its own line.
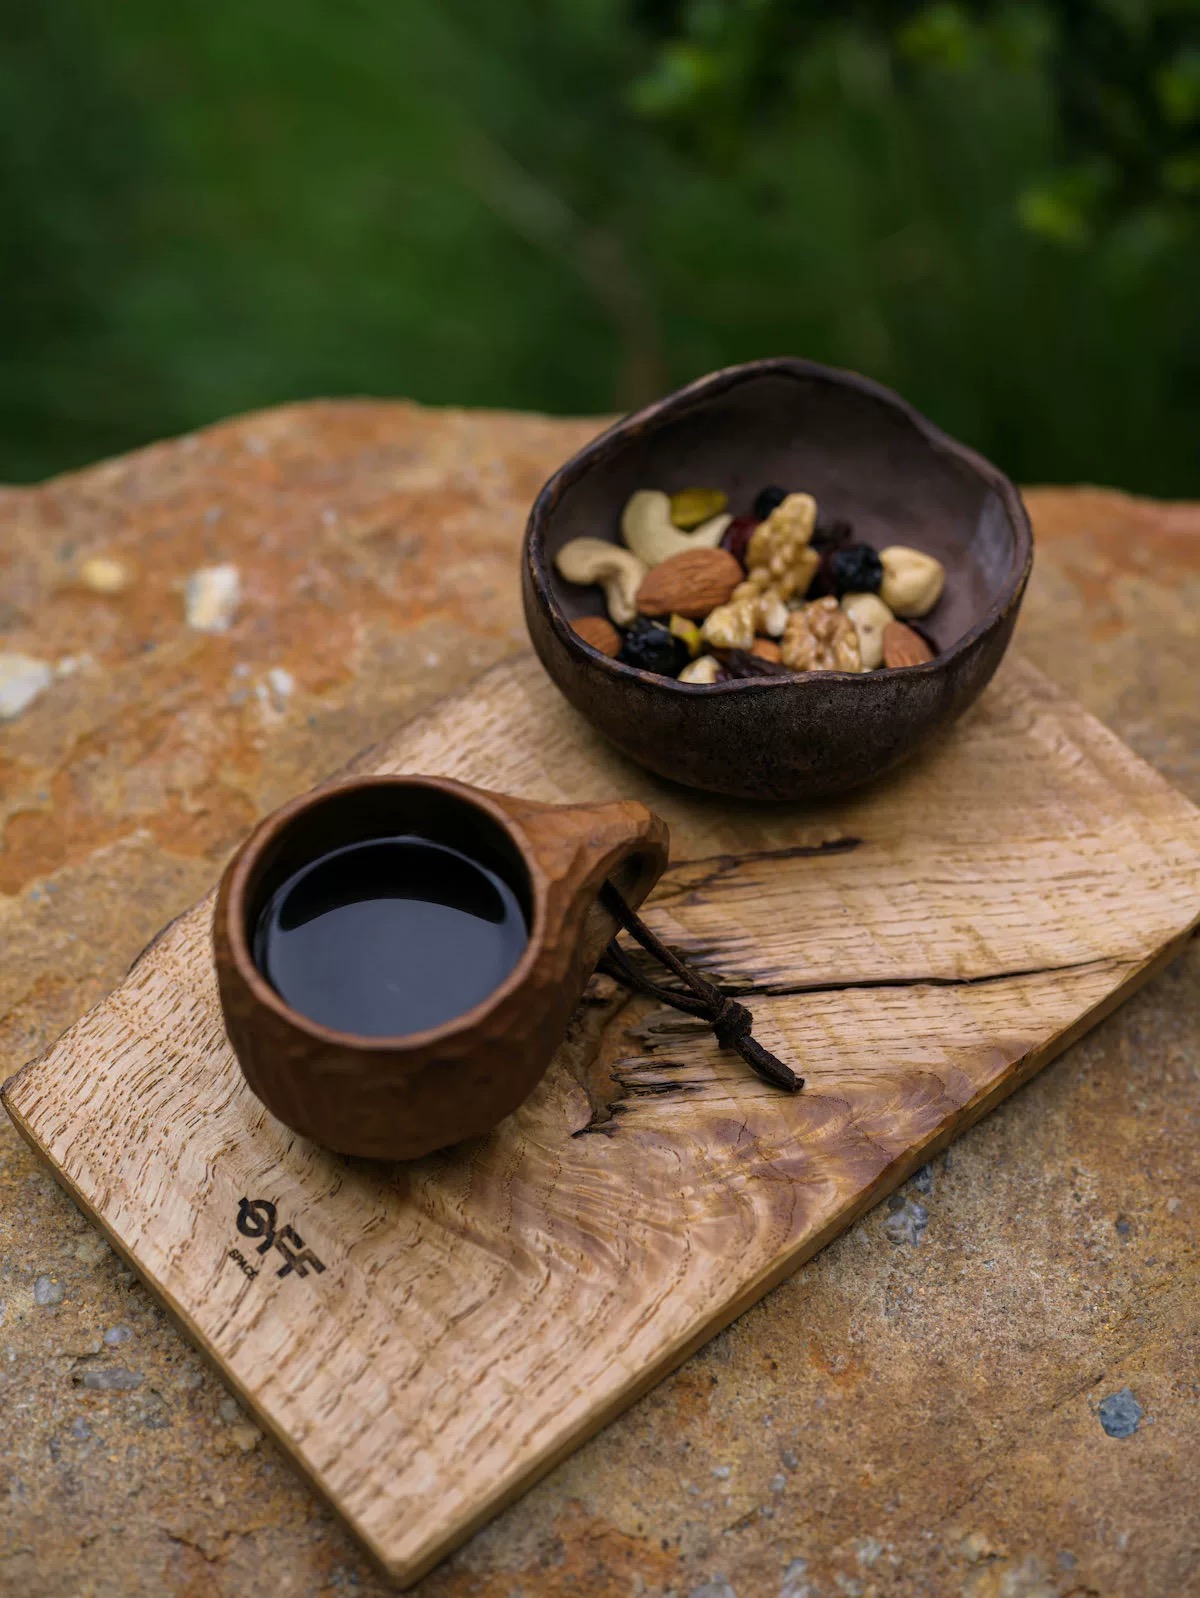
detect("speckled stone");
top-left (0, 405), bottom-right (1197, 1597)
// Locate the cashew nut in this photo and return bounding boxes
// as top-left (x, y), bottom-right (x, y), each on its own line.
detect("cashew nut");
top-left (555, 537), bottom-right (647, 627)
top-left (678, 654), bottom-right (721, 684)
top-left (620, 490), bottom-right (731, 567)
top-left (759, 592), bottom-right (789, 637)
top-left (879, 546), bottom-right (945, 618)
top-left (840, 591), bottom-right (894, 670)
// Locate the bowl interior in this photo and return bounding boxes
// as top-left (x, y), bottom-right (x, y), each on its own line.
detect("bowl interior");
top-left (540, 367), bottom-right (1021, 656)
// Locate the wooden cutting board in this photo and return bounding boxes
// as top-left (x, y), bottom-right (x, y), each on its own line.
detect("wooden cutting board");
top-left (6, 651), bottom-right (1200, 1588)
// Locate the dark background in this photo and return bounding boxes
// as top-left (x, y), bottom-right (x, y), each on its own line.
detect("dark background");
top-left (3, 1), bottom-right (1198, 491)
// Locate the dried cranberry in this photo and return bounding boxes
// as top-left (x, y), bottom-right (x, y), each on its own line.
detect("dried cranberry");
top-left (828, 543), bottom-right (883, 596)
top-left (721, 514), bottom-right (757, 565)
top-left (752, 485), bottom-right (788, 520)
top-left (806, 552), bottom-right (837, 599)
top-left (617, 617), bottom-right (689, 677)
top-left (811, 518), bottom-right (853, 554)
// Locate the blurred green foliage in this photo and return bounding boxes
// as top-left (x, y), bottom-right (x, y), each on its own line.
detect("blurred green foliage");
top-left (2, 0), bottom-right (1197, 490)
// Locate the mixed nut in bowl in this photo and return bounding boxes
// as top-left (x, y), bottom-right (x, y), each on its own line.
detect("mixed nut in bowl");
top-left (522, 357), bottom-right (1033, 801)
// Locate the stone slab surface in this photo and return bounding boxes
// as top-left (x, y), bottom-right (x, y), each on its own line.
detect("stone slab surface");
top-left (0, 402), bottom-right (1197, 1598)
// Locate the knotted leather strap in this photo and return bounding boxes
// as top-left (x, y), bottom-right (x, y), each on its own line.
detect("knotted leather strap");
top-left (598, 882), bottom-right (802, 1093)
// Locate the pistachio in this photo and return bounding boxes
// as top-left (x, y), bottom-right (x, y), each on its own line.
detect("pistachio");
top-left (620, 490), bottom-right (731, 567)
top-left (678, 654), bottom-right (722, 685)
top-left (840, 592), bottom-right (894, 671)
top-left (555, 537), bottom-right (647, 627)
top-left (879, 546), bottom-right (945, 618)
top-left (670, 487), bottom-right (728, 529)
top-left (668, 613), bottom-right (704, 658)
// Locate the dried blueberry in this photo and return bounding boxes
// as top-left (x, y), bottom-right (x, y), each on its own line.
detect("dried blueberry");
top-left (617, 617), bottom-right (689, 677)
top-left (828, 543), bottom-right (883, 596)
top-left (811, 518), bottom-right (853, 555)
top-left (752, 485), bottom-right (788, 521)
top-left (720, 513), bottom-right (757, 565)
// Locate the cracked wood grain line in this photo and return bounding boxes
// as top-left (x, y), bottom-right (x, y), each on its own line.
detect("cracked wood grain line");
top-left (5, 648), bottom-right (1200, 1588)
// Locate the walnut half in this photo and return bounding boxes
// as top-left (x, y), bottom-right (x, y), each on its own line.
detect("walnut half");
top-left (740, 492), bottom-right (820, 603)
top-left (702, 590), bottom-right (789, 649)
top-left (780, 597), bottom-right (864, 673)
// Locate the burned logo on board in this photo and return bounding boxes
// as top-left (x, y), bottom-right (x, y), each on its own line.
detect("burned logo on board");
top-left (228, 1197), bottom-right (327, 1281)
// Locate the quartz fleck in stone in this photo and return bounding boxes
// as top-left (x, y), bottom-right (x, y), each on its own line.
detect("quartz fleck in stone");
top-left (74, 1366), bottom-right (142, 1392)
top-left (184, 564), bottom-right (241, 632)
top-left (0, 654), bottom-right (54, 720)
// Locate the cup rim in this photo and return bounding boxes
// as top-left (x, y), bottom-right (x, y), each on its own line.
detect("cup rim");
top-left (220, 773), bottom-right (548, 1053)
top-left (524, 355), bottom-right (1034, 691)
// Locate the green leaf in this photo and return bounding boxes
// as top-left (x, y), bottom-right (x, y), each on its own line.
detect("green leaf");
top-left (628, 42), bottom-right (724, 119)
top-left (896, 4), bottom-right (978, 72)
top-left (1157, 52), bottom-right (1200, 127)
top-left (1016, 164), bottom-right (1113, 246)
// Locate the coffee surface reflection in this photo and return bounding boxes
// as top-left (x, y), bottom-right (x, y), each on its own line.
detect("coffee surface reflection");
top-left (252, 834), bottom-right (528, 1037)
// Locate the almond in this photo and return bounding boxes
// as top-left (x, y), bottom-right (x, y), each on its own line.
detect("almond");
top-left (750, 637), bottom-right (782, 663)
top-left (572, 615), bottom-right (621, 656)
top-left (882, 620), bottom-right (934, 669)
top-left (636, 547), bottom-right (743, 620)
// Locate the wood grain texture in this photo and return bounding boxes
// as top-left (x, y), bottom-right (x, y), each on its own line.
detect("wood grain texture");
top-left (5, 648), bottom-right (1200, 1587)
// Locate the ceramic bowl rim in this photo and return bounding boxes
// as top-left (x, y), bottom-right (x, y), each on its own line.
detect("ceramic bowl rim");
top-left (524, 356), bottom-right (1034, 693)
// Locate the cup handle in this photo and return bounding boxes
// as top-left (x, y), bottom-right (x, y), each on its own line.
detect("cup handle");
top-left (492, 794), bottom-right (669, 971)
top-left (497, 794), bottom-right (666, 904)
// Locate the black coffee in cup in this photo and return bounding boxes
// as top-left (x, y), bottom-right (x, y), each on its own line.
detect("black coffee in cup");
top-left (252, 834), bottom-right (527, 1037)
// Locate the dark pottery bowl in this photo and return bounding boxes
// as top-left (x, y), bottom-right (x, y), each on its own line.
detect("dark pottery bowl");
top-left (522, 357), bottom-right (1033, 802)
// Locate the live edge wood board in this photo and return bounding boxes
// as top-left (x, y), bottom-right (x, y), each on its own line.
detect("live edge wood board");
top-left (6, 652), bottom-right (1200, 1588)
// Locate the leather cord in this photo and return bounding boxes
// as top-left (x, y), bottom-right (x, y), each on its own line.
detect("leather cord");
top-left (598, 882), bottom-right (803, 1093)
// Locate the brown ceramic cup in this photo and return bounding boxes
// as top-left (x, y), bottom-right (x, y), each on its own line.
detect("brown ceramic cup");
top-left (214, 774), bottom-right (668, 1160)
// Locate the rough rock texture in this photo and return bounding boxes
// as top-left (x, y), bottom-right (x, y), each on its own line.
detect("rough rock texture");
top-left (1, 402), bottom-right (1197, 1598)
